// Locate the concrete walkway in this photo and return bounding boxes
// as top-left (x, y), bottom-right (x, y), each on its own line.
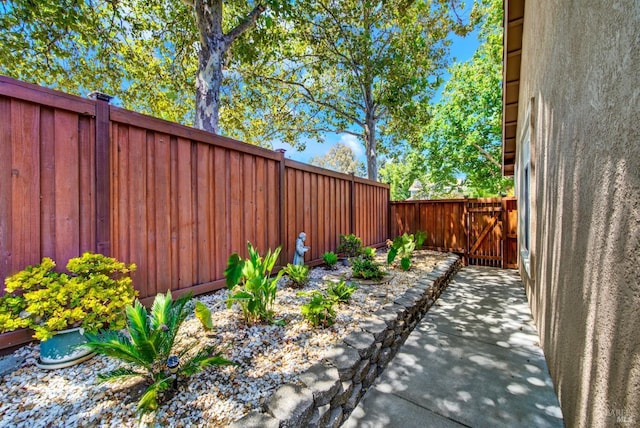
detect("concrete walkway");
top-left (345, 266), bottom-right (564, 428)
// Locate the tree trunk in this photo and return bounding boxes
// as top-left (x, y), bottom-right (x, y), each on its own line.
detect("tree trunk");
top-left (194, 41), bottom-right (225, 134)
top-left (192, 0), bottom-right (265, 134)
top-left (364, 97), bottom-right (378, 180)
top-left (364, 120), bottom-right (377, 181)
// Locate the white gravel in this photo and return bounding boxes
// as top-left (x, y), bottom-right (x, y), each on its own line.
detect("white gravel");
top-left (0, 250), bottom-right (447, 427)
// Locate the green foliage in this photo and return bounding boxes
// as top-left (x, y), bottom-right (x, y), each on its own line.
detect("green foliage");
top-left (336, 234), bottom-right (362, 258)
top-left (359, 247), bottom-right (376, 261)
top-left (387, 232), bottom-right (427, 271)
top-left (0, 0), bottom-right (198, 125)
top-left (396, 0), bottom-right (511, 198)
top-left (194, 301), bottom-right (214, 331)
top-left (0, 253), bottom-right (137, 341)
top-left (351, 256), bottom-right (385, 281)
top-left (85, 291), bottom-right (234, 417)
top-left (309, 143), bottom-right (366, 177)
top-left (233, 0), bottom-right (476, 179)
top-left (282, 263), bottom-right (310, 288)
top-left (322, 251), bottom-right (339, 269)
top-left (326, 280), bottom-right (357, 304)
top-left (224, 242), bottom-right (284, 324)
top-left (299, 291), bottom-right (336, 327)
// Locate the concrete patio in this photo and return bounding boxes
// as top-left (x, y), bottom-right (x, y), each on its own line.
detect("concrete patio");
top-left (345, 266), bottom-right (564, 427)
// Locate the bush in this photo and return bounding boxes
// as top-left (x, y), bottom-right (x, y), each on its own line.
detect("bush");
top-left (351, 256), bottom-right (385, 281)
top-left (336, 234), bottom-right (362, 258)
top-left (224, 242), bottom-right (284, 324)
top-left (359, 246), bottom-right (376, 260)
top-left (387, 231), bottom-right (427, 271)
top-left (299, 291), bottom-right (336, 327)
top-left (0, 253), bottom-right (137, 341)
top-left (327, 279), bottom-right (357, 303)
top-left (85, 291), bottom-right (234, 416)
top-left (282, 263), bottom-right (310, 288)
top-left (322, 251), bottom-right (339, 269)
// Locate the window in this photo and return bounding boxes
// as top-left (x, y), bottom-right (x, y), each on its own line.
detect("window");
top-left (518, 100), bottom-right (533, 275)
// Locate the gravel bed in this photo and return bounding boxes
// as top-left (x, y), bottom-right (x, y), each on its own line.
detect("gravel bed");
top-left (0, 250), bottom-right (449, 427)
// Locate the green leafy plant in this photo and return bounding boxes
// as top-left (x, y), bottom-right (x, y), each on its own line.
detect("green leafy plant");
top-left (0, 253), bottom-right (137, 341)
top-left (224, 242), bottom-right (284, 324)
top-left (359, 246), bottom-right (376, 260)
top-left (85, 291), bottom-right (234, 417)
top-left (351, 256), bottom-right (385, 281)
top-left (387, 231), bottom-right (427, 271)
top-left (299, 291), bottom-right (337, 327)
top-left (322, 251), bottom-right (339, 269)
top-left (194, 301), bottom-right (214, 331)
top-left (336, 233), bottom-right (362, 258)
top-left (327, 279), bottom-right (358, 303)
top-left (282, 263), bottom-right (310, 288)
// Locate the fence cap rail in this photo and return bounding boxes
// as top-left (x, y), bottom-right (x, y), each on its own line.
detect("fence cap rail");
top-left (109, 105), bottom-right (284, 161)
top-left (0, 75), bottom-right (96, 116)
top-left (285, 158), bottom-right (389, 188)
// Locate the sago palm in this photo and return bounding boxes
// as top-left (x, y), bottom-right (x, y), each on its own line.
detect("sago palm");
top-left (85, 291), bottom-right (234, 416)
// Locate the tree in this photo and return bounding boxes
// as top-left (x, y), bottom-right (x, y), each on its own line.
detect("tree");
top-left (422, 0), bottom-right (512, 196)
top-left (188, 0), bottom-right (269, 133)
top-left (309, 143), bottom-right (366, 177)
top-left (0, 0), bottom-right (275, 133)
top-left (239, 0), bottom-right (475, 180)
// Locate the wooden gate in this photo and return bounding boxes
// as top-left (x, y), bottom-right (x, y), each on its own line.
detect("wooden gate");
top-left (465, 198), bottom-right (518, 268)
top-left (390, 197), bottom-right (517, 269)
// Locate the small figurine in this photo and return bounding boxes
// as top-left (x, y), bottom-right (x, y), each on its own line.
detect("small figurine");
top-left (293, 232), bottom-right (309, 265)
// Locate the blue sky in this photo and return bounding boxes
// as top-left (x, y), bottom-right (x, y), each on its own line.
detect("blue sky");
top-left (272, 27), bottom-right (482, 165)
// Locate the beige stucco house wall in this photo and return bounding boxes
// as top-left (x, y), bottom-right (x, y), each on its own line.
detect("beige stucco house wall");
top-left (503, 0), bottom-right (640, 426)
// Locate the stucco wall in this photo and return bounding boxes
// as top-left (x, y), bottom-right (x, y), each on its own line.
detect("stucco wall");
top-left (515, 1), bottom-right (640, 426)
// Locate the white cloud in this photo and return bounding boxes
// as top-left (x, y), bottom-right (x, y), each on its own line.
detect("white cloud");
top-left (338, 134), bottom-right (364, 157)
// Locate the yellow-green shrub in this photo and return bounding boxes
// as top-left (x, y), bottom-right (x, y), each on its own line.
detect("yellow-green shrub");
top-left (0, 253), bottom-right (137, 341)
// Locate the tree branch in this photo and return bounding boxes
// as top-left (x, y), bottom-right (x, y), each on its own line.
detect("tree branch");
top-left (224, 3), bottom-right (266, 47)
top-left (259, 75), bottom-right (365, 127)
top-left (469, 141), bottom-right (501, 168)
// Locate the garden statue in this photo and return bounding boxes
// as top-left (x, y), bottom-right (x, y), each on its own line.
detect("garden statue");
top-left (293, 232), bottom-right (309, 265)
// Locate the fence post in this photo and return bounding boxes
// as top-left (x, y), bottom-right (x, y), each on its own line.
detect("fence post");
top-left (350, 173), bottom-right (356, 235)
top-left (501, 197), bottom-right (507, 269)
top-left (276, 149), bottom-right (287, 264)
top-left (463, 196), bottom-right (470, 266)
top-left (387, 186), bottom-right (392, 240)
top-left (89, 92), bottom-right (112, 256)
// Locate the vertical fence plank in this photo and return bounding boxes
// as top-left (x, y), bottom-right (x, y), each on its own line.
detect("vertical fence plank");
top-left (243, 154), bottom-right (256, 249)
top-left (154, 133), bottom-right (171, 294)
top-left (196, 143), bottom-right (211, 284)
top-left (39, 107), bottom-right (56, 260)
top-left (128, 127), bottom-right (147, 295)
top-left (53, 109), bottom-right (79, 267)
top-left (214, 147), bottom-right (228, 279)
top-left (317, 175), bottom-right (325, 255)
top-left (176, 138), bottom-right (193, 289)
top-left (78, 115), bottom-right (95, 254)
top-left (267, 159), bottom-right (279, 252)
top-left (94, 100), bottom-right (109, 256)
top-left (255, 157), bottom-right (266, 252)
top-left (11, 101), bottom-right (41, 273)
top-left (0, 97), bottom-right (12, 285)
top-left (145, 131), bottom-right (157, 296)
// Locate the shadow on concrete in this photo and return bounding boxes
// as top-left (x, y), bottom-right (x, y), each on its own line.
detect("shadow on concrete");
top-left (345, 266), bottom-right (564, 428)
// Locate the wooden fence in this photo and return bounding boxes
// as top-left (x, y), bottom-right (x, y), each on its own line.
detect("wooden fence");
top-left (0, 76), bottom-right (389, 348)
top-left (390, 198), bottom-right (517, 268)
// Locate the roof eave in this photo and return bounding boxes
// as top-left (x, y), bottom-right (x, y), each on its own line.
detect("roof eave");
top-left (502, 0), bottom-right (524, 177)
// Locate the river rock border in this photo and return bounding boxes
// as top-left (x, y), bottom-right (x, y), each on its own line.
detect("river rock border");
top-left (230, 254), bottom-right (462, 428)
